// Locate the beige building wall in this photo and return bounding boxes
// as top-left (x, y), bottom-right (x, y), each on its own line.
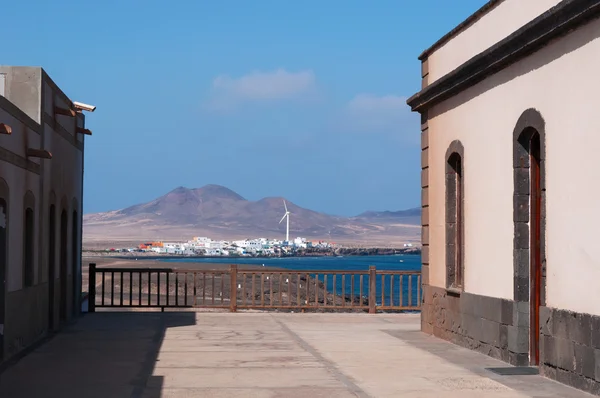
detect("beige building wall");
top-left (427, 18), bottom-right (600, 316)
top-left (426, 0), bottom-right (562, 84)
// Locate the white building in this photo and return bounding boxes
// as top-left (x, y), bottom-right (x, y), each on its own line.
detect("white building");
top-left (293, 237), bottom-right (307, 248)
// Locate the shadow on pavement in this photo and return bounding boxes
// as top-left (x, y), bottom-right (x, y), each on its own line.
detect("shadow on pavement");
top-left (0, 311), bottom-right (196, 398)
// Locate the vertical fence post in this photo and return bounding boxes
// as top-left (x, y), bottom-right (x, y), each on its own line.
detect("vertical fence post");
top-left (89, 263), bottom-right (96, 313)
top-left (230, 264), bottom-right (237, 312)
top-left (369, 266), bottom-right (376, 314)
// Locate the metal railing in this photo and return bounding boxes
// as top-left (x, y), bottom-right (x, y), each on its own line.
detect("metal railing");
top-left (88, 263), bottom-right (421, 313)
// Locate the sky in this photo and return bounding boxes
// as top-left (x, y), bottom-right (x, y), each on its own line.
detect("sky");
top-left (1, 0), bottom-right (486, 217)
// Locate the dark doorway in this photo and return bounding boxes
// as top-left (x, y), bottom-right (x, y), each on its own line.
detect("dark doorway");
top-left (0, 199), bottom-right (7, 360)
top-left (72, 210), bottom-right (78, 317)
top-left (529, 132), bottom-right (542, 365)
top-left (60, 210), bottom-right (68, 322)
top-left (48, 205), bottom-right (56, 330)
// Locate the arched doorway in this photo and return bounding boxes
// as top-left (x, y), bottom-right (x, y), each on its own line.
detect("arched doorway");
top-left (60, 210), bottom-right (68, 322)
top-left (513, 109), bottom-right (546, 366)
top-left (48, 204), bottom-right (56, 330)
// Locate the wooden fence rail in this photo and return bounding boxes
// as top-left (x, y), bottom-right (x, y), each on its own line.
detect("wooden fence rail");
top-left (88, 263), bottom-right (421, 313)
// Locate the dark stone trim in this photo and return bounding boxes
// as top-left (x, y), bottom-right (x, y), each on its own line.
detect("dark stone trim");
top-left (0, 147), bottom-right (41, 175)
top-left (539, 306), bottom-right (600, 394)
top-left (512, 108), bottom-right (547, 370)
top-left (418, 0), bottom-right (503, 60)
top-left (0, 96), bottom-right (41, 135)
top-left (445, 140), bottom-right (464, 164)
top-left (445, 140), bottom-right (464, 291)
top-left (408, 0), bottom-right (600, 111)
top-left (421, 110), bottom-right (430, 287)
top-left (512, 109), bottom-right (546, 303)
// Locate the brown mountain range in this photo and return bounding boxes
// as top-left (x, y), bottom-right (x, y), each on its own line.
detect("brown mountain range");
top-left (82, 185), bottom-right (420, 247)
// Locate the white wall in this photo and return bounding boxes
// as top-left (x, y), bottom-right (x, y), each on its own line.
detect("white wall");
top-left (427, 0), bottom-right (561, 84)
top-left (427, 18), bottom-right (600, 316)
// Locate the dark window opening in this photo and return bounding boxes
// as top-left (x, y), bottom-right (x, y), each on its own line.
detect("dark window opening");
top-left (60, 210), bottom-right (68, 321)
top-left (72, 210), bottom-right (79, 316)
top-left (446, 152), bottom-right (464, 290)
top-left (23, 207), bottom-right (34, 287)
top-left (48, 204), bottom-right (56, 330)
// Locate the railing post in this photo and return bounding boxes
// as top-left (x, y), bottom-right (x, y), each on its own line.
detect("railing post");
top-left (89, 263), bottom-right (96, 313)
top-left (369, 266), bottom-right (376, 314)
top-left (230, 264), bottom-right (237, 312)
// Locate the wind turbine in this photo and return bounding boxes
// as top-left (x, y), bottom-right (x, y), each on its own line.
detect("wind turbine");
top-left (279, 200), bottom-right (291, 243)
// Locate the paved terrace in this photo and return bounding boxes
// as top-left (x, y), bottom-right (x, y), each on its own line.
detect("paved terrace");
top-left (0, 312), bottom-right (594, 398)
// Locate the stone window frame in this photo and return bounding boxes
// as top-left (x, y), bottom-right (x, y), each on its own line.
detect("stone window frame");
top-left (23, 190), bottom-right (36, 288)
top-left (445, 140), bottom-right (465, 293)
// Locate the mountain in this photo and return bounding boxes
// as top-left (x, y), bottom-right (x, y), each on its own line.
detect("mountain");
top-left (83, 185), bottom-right (420, 246)
top-left (354, 208), bottom-right (421, 226)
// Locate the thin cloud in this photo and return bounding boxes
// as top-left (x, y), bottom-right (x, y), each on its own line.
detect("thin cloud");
top-left (204, 69), bottom-right (317, 111)
top-left (330, 93), bottom-right (419, 144)
top-left (345, 94), bottom-right (411, 130)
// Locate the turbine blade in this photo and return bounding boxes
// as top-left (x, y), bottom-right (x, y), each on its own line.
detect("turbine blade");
top-left (279, 213), bottom-right (287, 224)
top-left (283, 200), bottom-right (288, 212)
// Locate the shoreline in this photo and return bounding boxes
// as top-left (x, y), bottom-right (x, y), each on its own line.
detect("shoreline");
top-left (82, 247), bottom-right (421, 261)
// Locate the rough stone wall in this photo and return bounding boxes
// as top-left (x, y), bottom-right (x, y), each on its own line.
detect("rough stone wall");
top-left (539, 307), bottom-right (600, 395)
top-left (422, 285), bottom-right (531, 366)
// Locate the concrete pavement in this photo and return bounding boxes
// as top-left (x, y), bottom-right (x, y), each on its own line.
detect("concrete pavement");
top-left (0, 311), bottom-right (594, 398)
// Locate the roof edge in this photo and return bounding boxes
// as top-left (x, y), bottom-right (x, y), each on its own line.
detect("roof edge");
top-left (418, 0), bottom-right (504, 61)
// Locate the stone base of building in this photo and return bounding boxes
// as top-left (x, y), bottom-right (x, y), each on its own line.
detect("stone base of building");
top-left (421, 285), bottom-right (600, 396)
top-left (539, 307), bottom-right (600, 395)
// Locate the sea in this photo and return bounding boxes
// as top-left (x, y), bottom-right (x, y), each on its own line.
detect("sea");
top-left (159, 254), bottom-right (421, 272)
top-left (160, 254), bottom-right (422, 307)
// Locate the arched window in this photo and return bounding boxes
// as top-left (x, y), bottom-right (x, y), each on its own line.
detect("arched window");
top-left (445, 141), bottom-right (464, 290)
top-left (23, 192), bottom-right (35, 288)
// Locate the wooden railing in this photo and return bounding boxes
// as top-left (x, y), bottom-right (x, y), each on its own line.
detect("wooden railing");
top-left (88, 264), bottom-right (421, 313)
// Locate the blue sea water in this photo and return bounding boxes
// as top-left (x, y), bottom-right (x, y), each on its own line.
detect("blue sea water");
top-left (160, 255), bottom-right (422, 307)
top-left (160, 254), bottom-right (421, 271)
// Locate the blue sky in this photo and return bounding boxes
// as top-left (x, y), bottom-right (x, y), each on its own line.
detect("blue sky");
top-left (2, 0), bottom-right (486, 216)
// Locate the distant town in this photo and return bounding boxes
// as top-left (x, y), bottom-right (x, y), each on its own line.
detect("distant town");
top-left (84, 236), bottom-right (417, 257)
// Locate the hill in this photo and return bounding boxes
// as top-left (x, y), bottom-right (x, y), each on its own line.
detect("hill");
top-left (82, 185), bottom-right (420, 247)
